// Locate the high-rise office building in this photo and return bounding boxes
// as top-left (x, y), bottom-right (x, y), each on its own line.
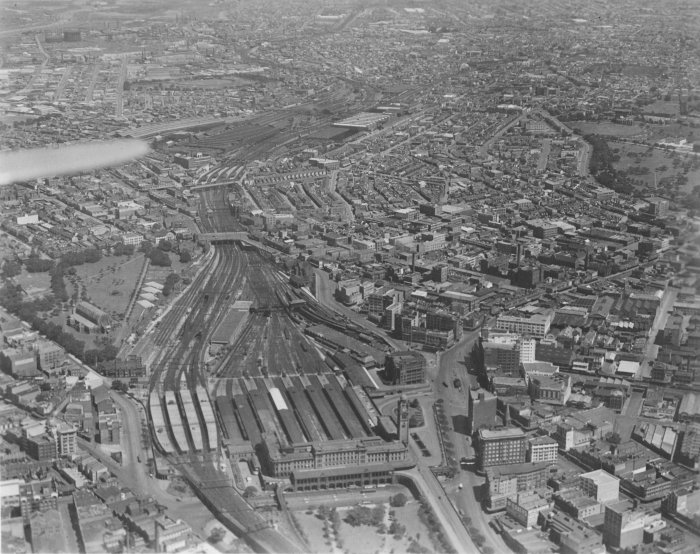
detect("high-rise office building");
top-left (477, 427), bottom-right (527, 471)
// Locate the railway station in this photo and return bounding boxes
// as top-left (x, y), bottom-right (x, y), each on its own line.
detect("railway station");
top-left (214, 373), bottom-right (414, 486)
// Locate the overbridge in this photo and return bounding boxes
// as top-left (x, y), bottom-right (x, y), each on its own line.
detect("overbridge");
top-left (198, 232), bottom-right (279, 256)
top-left (191, 179), bottom-right (239, 192)
top-left (198, 232), bottom-right (248, 242)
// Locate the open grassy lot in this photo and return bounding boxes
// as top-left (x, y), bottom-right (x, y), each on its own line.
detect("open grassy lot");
top-left (16, 269), bottom-right (51, 298)
top-left (73, 254), bottom-right (147, 319)
top-left (571, 121), bottom-right (647, 138)
top-left (611, 141), bottom-right (700, 193)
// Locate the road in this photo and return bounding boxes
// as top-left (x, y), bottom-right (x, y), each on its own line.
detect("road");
top-left (111, 390), bottom-right (153, 496)
top-left (431, 328), bottom-right (511, 552)
top-left (398, 466), bottom-right (478, 553)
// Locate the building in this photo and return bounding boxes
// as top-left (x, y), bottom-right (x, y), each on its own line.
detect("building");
top-left (485, 462), bottom-right (550, 511)
top-left (496, 312), bottom-right (553, 338)
top-left (55, 423), bottom-right (77, 457)
top-left (261, 435), bottom-right (410, 479)
top-left (0, 348), bottom-right (40, 378)
top-left (173, 152), bottom-right (211, 170)
top-left (520, 338), bottom-right (537, 364)
top-left (71, 301), bottom-right (110, 333)
top-left (477, 427), bottom-right (527, 471)
top-left (121, 232), bottom-right (143, 246)
top-left (25, 434), bottom-right (55, 461)
top-left (384, 351), bottom-right (426, 385)
top-left (554, 489), bottom-right (602, 520)
top-left (528, 436), bottom-right (558, 463)
top-left (580, 469), bottom-right (620, 504)
top-left (96, 355), bottom-right (145, 379)
top-left (645, 196), bottom-right (669, 218)
top-left (530, 374), bottom-right (572, 406)
top-left (506, 491), bottom-right (551, 528)
top-left (468, 388), bottom-right (497, 434)
top-left (546, 510), bottom-right (605, 554)
top-left (603, 500), bottom-right (664, 549)
top-left (483, 341), bottom-right (521, 373)
top-left (290, 464), bottom-right (395, 492)
top-left (29, 508), bottom-right (68, 554)
top-left (35, 341), bottom-right (65, 372)
top-left (154, 515), bottom-right (191, 552)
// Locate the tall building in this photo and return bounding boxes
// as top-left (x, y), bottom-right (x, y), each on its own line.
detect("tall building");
top-left (477, 427), bottom-right (527, 471)
top-left (519, 338), bottom-right (536, 364)
top-left (485, 462), bottom-right (550, 511)
top-left (468, 388), bottom-right (497, 434)
top-left (528, 436), bottom-right (559, 463)
top-left (35, 341), bottom-right (65, 372)
top-left (603, 500), bottom-right (663, 549)
top-left (483, 341), bottom-right (521, 373)
top-left (55, 423), bottom-right (77, 457)
top-left (25, 434), bottom-right (56, 461)
top-left (385, 351), bottom-right (426, 385)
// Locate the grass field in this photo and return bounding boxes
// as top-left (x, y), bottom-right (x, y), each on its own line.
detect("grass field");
top-left (611, 141), bottom-right (700, 193)
top-left (16, 269), bottom-right (51, 298)
top-left (74, 254), bottom-right (147, 318)
top-left (571, 121), bottom-right (647, 138)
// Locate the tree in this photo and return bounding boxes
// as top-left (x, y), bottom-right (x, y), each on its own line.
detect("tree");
top-left (390, 493), bottom-right (408, 507)
top-left (243, 486), bottom-right (257, 498)
top-left (113, 243), bottom-right (134, 256)
top-left (1, 259), bottom-right (21, 278)
top-left (158, 240), bottom-right (173, 252)
top-left (317, 504), bottom-right (332, 521)
top-left (209, 527), bottom-right (225, 544)
top-left (25, 256), bottom-right (53, 273)
top-left (148, 248), bottom-right (171, 267)
top-left (179, 250), bottom-right (191, 263)
top-left (606, 432), bottom-right (621, 444)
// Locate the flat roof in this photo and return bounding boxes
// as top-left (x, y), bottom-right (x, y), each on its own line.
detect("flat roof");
top-left (580, 468), bottom-right (619, 486)
top-left (479, 427), bottom-right (525, 440)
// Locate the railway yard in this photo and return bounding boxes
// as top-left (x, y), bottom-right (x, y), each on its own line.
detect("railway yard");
top-left (139, 163), bottom-right (402, 551)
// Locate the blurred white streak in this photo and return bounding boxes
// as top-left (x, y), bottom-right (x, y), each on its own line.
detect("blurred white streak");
top-left (0, 139), bottom-right (150, 185)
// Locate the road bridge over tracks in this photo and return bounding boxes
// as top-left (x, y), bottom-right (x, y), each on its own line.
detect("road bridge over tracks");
top-left (197, 232), bottom-right (279, 256)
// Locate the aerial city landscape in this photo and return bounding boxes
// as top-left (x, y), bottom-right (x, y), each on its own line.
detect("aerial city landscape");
top-left (1, 0), bottom-right (699, 553)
